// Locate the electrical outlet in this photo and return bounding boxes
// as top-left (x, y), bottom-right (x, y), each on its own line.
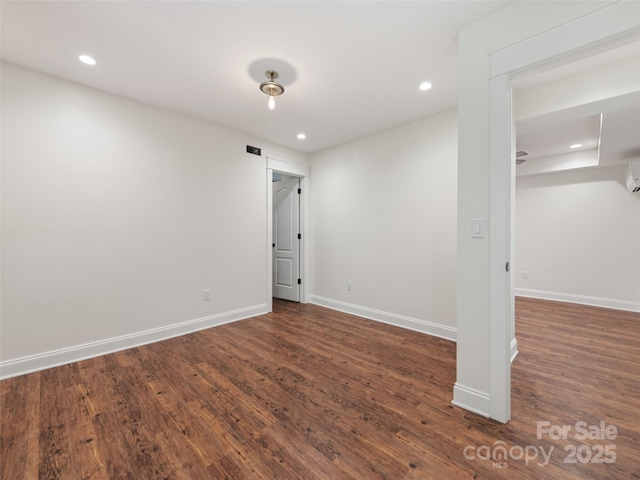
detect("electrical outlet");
top-left (347, 281), bottom-right (352, 291)
top-left (203, 289), bottom-right (212, 301)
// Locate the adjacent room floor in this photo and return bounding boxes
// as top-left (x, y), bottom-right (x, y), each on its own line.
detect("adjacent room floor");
top-left (1, 298), bottom-right (638, 479)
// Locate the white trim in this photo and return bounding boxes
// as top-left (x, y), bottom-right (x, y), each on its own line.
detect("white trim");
top-left (510, 338), bottom-right (518, 363)
top-left (266, 156), bottom-right (309, 178)
top-left (299, 176), bottom-right (308, 304)
top-left (452, 383), bottom-right (491, 418)
top-left (266, 157), bottom-right (310, 308)
top-left (488, 73), bottom-right (512, 423)
top-left (491, 2), bottom-right (640, 78)
top-left (515, 288), bottom-right (640, 313)
top-left (309, 295), bottom-right (456, 342)
top-left (0, 304), bottom-right (268, 380)
top-left (266, 167), bottom-right (274, 313)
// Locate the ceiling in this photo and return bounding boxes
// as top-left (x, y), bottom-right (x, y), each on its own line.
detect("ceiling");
top-left (513, 41), bottom-right (640, 177)
top-left (0, 0), bottom-right (509, 154)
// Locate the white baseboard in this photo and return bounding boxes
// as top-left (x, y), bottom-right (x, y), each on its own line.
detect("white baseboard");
top-left (452, 383), bottom-right (490, 418)
top-left (515, 288), bottom-right (640, 313)
top-left (510, 338), bottom-right (518, 363)
top-left (308, 295), bottom-right (456, 342)
top-left (0, 304), bottom-right (268, 380)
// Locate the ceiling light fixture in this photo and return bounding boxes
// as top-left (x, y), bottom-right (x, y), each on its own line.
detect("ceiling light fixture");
top-left (569, 143), bottom-right (582, 149)
top-left (419, 81), bottom-right (432, 91)
top-left (297, 133), bottom-right (306, 140)
top-left (260, 70), bottom-right (284, 110)
top-left (516, 150), bottom-right (528, 165)
top-left (78, 55), bottom-right (96, 65)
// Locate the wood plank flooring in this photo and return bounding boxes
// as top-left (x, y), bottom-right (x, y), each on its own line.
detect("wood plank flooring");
top-left (1, 298), bottom-right (639, 479)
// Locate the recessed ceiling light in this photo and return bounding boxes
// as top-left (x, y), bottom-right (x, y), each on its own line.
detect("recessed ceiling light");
top-left (297, 133), bottom-right (306, 140)
top-left (79, 55), bottom-right (96, 66)
top-left (569, 143), bottom-right (582, 149)
top-left (419, 81), bottom-right (432, 91)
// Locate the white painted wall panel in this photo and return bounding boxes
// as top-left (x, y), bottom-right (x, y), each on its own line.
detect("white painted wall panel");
top-left (515, 165), bottom-right (640, 307)
top-left (0, 62), bottom-right (308, 366)
top-left (309, 110), bottom-right (458, 330)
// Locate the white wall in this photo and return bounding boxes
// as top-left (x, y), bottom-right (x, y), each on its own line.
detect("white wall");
top-left (0, 62), bottom-right (309, 377)
top-left (515, 165), bottom-right (640, 310)
top-left (309, 110), bottom-right (458, 340)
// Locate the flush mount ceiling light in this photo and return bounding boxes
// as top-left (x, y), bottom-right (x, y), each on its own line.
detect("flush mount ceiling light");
top-left (78, 55), bottom-right (96, 65)
top-left (419, 81), bottom-right (432, 91)
top-left (260, 70), bottom-right (284, 110)
top-left (569, 143), bottom-right (582, 149)
top-left (516, 150), bottom-right (528, 165)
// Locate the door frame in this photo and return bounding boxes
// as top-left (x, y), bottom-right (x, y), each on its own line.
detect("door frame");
top-left (486, 2), bottom-right (640, 422)
top-left (266, 156), bottom-right (310, 312)
top-left (272, 174), bottom-right (301, 302)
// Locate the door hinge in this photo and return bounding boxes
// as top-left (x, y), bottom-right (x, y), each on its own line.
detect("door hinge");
top-left (505, 261), bottom-right (510, 272)
top-left (298, 188), bottom-right (302, 194)
top-left (297, 233), bottom-right (301, 240)
top-left (297, 278), bottom-right (302, 285)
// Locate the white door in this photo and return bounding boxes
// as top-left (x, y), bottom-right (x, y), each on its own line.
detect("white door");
top-left (272, 175), bottom-right (300, 302)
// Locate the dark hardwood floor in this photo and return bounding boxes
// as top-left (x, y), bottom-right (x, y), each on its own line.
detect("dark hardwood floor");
top-left (1, 298), bottom-right (639, 479)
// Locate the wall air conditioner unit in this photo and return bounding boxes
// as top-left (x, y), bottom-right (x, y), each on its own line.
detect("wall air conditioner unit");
top-left (626, 161), bottom-right (640, 193)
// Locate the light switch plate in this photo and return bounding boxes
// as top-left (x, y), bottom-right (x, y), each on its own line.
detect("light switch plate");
top-left (471, 218), bottom-right (485, 239)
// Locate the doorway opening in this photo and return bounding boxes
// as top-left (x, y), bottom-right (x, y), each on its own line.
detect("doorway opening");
top-left (272, 173), bottom-right (301, 303)
top-left (266, 156), bottom-right (309, 313)
top-left (485, 4), bottom-right (639, 422)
